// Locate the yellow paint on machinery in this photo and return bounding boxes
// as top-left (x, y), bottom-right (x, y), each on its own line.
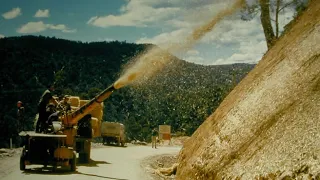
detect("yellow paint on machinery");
top-left (80, 100), bottom-right (89, 106)
top-left (63, 128), bottom-right (77, 147)
top-left (53, 85), bottom-right (115, 162)
top-left (91, 117), bottom-right (101, 137)
top-left (65, 97), bottom-right (104, 137)
top-left (68, 96), bottom-right (80, 107)
top-left (78, 99), bottom-right (103, 137)
top-left (20, 84), bottom-right (118, 171)
top-left (54, 147), bottom-right (74, 160)
top-left (90, 103), bottom-right (103, 122)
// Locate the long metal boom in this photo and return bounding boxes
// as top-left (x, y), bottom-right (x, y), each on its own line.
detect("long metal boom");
top-left (63, 84), bottom-right (116, 126)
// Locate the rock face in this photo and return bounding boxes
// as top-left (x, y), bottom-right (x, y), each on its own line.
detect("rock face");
top-left (176, 1), bottom-right (320, 179)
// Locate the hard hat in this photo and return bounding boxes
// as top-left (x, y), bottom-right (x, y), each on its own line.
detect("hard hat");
top-left (17, 101), bottom-right (23, 104)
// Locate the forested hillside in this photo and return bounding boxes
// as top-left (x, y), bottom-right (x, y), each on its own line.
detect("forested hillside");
top-left (0, 36), bottom-right (254, 147)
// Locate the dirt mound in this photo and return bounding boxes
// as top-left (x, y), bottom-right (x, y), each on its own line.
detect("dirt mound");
top-left (142, 154), bottom-right (178, 180)
top-left (176, 0), bottom-right (320, 179)
top-left (0, 148), bottom-right (21, 158)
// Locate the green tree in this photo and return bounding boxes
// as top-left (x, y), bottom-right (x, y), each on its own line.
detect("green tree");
top-left (242, 0), bottom-right (308, 49)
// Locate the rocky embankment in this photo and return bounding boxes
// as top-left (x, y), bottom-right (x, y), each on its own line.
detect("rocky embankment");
top-left (176, 0), bottom-right (320, 179)
top-left (0, 148), bottom-right (21, 159)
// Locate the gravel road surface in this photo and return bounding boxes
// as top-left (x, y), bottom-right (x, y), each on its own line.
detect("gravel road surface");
top-left (0, 144), bottom-right (181, 180)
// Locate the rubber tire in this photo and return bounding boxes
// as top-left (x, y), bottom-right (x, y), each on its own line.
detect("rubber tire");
top-left (70, 151), bottom-right (76, 172)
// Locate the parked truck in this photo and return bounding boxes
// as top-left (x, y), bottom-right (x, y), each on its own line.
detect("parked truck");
top-left (101, 122), bottom-right (126, 147)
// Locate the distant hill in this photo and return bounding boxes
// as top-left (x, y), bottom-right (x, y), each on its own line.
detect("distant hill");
top-left (0, 36), bottom-right (254, 147)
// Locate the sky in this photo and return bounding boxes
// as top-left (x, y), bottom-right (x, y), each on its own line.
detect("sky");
top-left (0, 0), bottom-right (296, 65)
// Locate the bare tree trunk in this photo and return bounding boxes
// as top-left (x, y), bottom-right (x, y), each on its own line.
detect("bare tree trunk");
top-left (275, 0), bottom-right (281, 38)
top-left (259, 0), bottom-right (276, 49)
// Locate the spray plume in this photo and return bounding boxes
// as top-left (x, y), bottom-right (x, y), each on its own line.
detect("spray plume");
top-left (114, 0), bottom-right (245, 89)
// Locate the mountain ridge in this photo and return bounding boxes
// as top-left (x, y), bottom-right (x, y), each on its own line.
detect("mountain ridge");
top-left (0, 35), bottom-right (254, 146)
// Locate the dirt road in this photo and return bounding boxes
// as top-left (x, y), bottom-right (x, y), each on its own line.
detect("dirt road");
top-left (0, 145), bottom-right (181, 180)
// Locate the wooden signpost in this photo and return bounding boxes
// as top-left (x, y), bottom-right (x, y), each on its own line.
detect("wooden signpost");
top-left (159, 125), bottom-right (171, 145)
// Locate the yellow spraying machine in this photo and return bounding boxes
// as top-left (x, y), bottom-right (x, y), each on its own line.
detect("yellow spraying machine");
top-left (19, 84), bottom-right (116, 171)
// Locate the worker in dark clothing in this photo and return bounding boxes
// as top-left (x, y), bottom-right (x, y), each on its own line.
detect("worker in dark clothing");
top-left (17, 101), bottom-right (25, 132)
top-left (151, 128), bottom-right (158, 149)
top-left (42, 103), bottom-right (57, 132)
top-left (16, 101), bottom-right (25, 147)
top-left (35, 84), bottom-right (58, 133)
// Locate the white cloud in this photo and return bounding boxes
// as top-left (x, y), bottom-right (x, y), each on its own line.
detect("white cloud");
top-left (2, 7), bottom-right (22, 19)
top-left (17, 21), bottom-right (47, 33)
top-left (137, 11), bottom-right (268, 65)
top-left (97, 37), bottom-right (114, 42)
top-left (17, 21), bottom-right (76, 34)
top-left (132, 0), bottom-right (294, 65)
top-left (85, 0), bottom-right (296, 65)
top-left (201, 17), bottom-right (264, 44)
top-left (214, 40), bottom-right (267, 65)
top-left (88, 0), bottom-right (230, 28)
top-left (136, 28), bottom-right (190, 46)
top-left (87, 0), bottom-right (180, 27)
top-left (136, 16), bottom-right (268, 65)
top-left (187, 50), bottom-right (199, 56)
top-left (276, 8), bottom-right (295, 33)
top-left (49, 24), bottom-right (76, 33)
top-left (165, 19), bottom-right (193, 28)
top-left (34, 9), bottom-right (50, 18)
top-left (185, 56), bottom-right (205, 64)
top-left (204, 16), bottom-right (268, 65)
top-left (0, 34), bottom-right (4, 38)
top-left (162, 0), bottom-right (232, 31)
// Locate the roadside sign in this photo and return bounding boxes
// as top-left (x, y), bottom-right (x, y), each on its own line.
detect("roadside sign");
top-left (159, 125), bottom-right (171, 140)
top-left (159, 125), bottom-right (171, 134)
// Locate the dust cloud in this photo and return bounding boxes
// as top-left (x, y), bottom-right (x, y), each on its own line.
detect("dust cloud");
top-left (114, 0), bottom-right (245, 89)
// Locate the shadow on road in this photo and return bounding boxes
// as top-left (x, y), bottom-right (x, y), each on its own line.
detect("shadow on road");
top-left (22, 168), bottom-right (127, 180)
top-left (22, 165), bottom-right (128, 180)
top-left (101, 144), bottom-right (128, 148)
top-left (77, 159), bottom-right (111, 167)
top-left (21, 159), bottom-right (111, 174)
top-left (22, 167), bottom-right (73, 175)
top-left (76, 171), bottom-right (128, 180)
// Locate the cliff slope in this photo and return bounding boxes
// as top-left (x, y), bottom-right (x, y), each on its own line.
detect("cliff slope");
top-left (176, 0), bottom-right (320, 179)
